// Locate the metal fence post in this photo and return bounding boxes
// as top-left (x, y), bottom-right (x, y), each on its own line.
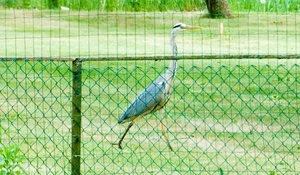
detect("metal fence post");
top-left (71, 58), bottom-right (82, 175)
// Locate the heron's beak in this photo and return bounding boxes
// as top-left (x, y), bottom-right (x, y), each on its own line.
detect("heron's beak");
top-left (182, 25), bottom-right (201, 30)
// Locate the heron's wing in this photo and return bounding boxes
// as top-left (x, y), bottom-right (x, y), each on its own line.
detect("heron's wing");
top-left (118, 81), bottom-right (165, 124)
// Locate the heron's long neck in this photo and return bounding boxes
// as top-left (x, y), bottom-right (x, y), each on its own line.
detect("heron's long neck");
top-left (166, 32), bottom-right (178, 79)
top-left (170, 32), bottom-right (177, 57)
top-left (166, 60), bottom-right (177, 78)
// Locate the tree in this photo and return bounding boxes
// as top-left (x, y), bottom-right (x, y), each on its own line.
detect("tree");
top-left (205, 0), bottom-right (232, 18)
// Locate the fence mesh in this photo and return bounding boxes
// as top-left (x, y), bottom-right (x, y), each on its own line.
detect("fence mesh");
top-left (1, 59), bottom-right (299, 174)
top-left (1, 5), bottom-right (300, 175)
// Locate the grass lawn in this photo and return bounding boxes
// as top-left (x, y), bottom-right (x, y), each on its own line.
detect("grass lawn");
top-left (0, 10), bottom-right (299, 57)
top-left (0, 10), bottom-right (300, 174)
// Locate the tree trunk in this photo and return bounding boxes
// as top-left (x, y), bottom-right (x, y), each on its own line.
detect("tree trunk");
top-left (205, 0), bottom-right (232, 18)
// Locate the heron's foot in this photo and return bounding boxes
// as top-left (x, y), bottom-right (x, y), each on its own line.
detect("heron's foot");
top-left (112, 142), bottom-right (123, 150)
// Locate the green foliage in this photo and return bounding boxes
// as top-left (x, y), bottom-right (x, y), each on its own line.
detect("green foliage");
top-left (229, 0), bottom-right (300, 12)
top-left (2, 0), bottom-right (298, 12)
top-left (0, 0), bottom-right (203, 11)
top-left (0, 145), bottom-right (24, 175)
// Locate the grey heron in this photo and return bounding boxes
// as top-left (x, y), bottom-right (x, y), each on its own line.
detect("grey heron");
top-left (113, 23), bottom-right (200, 151)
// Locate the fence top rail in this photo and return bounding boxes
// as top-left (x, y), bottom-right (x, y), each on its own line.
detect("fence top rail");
top-left (1, 54), bottom-right (300, 62)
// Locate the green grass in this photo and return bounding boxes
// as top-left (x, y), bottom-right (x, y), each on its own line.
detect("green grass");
top-left (0, 10), bottom-right (299, 57)
top-left (1, 59), bottom-right (300, 174)
top-left (0, 10), bottom-right (300, 174)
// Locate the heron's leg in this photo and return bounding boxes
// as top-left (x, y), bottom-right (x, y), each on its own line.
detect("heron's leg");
top-left (113, 122), bottom-right (134, 149)
top-left (159, 110), bottom-right (174, 151)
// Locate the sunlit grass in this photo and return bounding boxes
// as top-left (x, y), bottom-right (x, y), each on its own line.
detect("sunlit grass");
top-left (0, 10), bottom-right (299, 57)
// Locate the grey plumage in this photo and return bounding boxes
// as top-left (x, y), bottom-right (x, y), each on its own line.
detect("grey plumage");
top-left (118, 61), bottom-right (177, 124)
top-left (118, 79), bottom-right (169, 124)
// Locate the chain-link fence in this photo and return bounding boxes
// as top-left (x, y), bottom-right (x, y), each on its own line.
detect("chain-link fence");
top-left (1, 58), bottom-right (299, 174)
top-left (1, 6), bottom-right (300, 175)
